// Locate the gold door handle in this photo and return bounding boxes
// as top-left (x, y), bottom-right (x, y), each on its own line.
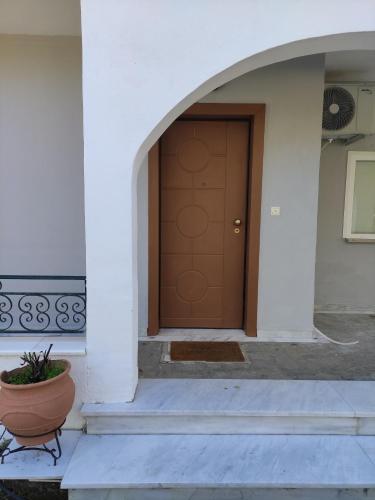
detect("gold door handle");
top-left (233, 219), bottom-right (242, 227)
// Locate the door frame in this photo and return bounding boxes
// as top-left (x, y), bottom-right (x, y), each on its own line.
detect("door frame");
top-left (148, 103), bottom-right (266, 337)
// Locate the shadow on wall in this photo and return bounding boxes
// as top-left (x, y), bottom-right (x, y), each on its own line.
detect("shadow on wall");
top-left (315, 135), bottom-right (375, 313)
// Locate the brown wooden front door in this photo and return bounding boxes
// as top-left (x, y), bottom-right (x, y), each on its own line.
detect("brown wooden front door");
top-left (159, 120), bottom-right (249, 328)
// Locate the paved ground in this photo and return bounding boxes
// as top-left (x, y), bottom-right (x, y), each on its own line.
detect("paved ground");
top-left (139, 314), bottom-right (375, 380)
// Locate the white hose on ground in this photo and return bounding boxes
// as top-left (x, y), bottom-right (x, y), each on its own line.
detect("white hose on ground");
top-left (315, 327), bottom-right (359, 346)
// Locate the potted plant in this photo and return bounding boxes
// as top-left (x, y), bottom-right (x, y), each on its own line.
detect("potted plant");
top-left (0, 344), bottom-right (75, 446)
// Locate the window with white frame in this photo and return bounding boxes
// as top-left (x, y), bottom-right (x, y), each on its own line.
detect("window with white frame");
top-left (343, 151), bottom-right (375, 241)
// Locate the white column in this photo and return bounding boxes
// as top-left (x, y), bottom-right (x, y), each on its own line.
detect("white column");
top-left (84, 165), bottom-right (138, 403)
top-left (81, 7), bottom-right (141, 402)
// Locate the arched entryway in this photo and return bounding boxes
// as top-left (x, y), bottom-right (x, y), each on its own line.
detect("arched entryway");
top-left (80, 0), bottom-right (375, 400)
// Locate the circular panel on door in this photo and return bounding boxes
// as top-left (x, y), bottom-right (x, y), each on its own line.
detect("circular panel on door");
top-left (177, 205), bottom-right (209, 238)
top-left (176, 270), bottom-right (208, 302)
top-left (178, 139), bottom-right (210, 172)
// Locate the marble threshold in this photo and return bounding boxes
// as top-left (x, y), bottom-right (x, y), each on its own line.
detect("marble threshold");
top-left (140, 328), bottom-right (326, 343)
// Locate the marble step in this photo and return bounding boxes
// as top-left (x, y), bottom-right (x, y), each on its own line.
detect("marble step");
top-left (82, 379), bottom-right (375, 435)
top-left (62, 433), bottom-right (375, 490)
top-left (69, 488), bottom-right (375, 500)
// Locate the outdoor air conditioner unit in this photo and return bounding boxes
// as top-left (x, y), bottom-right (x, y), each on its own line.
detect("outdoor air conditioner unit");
top-left (322, 83), bottom-right (375, 138)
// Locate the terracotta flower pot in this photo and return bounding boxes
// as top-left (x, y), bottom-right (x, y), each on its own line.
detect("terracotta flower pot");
top-left (0, 360), bottom-right (75, 446)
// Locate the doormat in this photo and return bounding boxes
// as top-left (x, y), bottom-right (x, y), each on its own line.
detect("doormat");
top-left (170, 341), bottom-right (245, 362)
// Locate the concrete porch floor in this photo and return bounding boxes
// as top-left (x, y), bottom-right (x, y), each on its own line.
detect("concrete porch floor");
top-left (139, 314), bottom-right (375, 380)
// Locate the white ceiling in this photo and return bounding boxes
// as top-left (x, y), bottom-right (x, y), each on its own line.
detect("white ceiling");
top-left (325, 50), bottom-right (375, 82)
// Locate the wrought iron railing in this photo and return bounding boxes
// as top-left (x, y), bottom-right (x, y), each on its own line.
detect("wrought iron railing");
top-left (0, 276), bottom-right (86, 335)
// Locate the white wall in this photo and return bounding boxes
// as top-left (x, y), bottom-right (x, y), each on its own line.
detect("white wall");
top-left (81, 0), bottom-right (375, 402)
top-left (0, 35), bottom-right (85, 428)
top-left (137, 56), bottom-right (325, 338)
top-left (0, 35), bottom-right (85, 275)
top-left (315, 135), bottom-right (375, 313)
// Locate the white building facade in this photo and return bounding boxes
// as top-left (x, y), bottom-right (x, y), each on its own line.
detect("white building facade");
top-left (1, 1), bottom-right (375, 496)
top-left (81, 0), bottom-right (375, 404)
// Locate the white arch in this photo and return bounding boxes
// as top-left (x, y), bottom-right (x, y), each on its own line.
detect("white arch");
top-left (81, 0), bottom-right (375, 402)
top-left (133, 32), bottom-right (375, 175)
